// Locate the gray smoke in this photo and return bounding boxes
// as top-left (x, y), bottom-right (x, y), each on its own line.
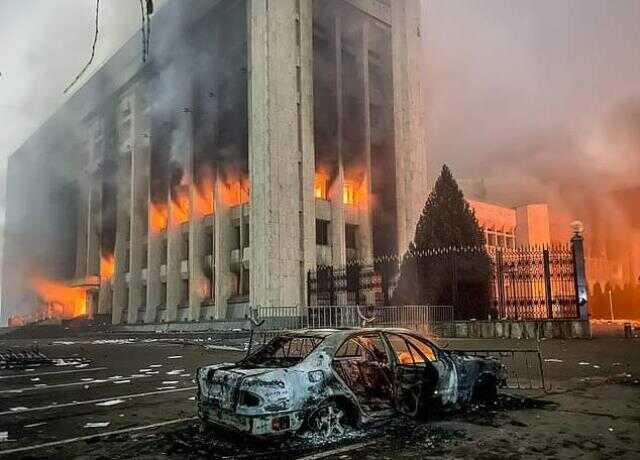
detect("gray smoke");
top-left (423, 0), bottom-right (640, 260)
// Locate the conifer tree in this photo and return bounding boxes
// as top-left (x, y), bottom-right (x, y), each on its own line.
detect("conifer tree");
top-left (393, 165), bottom-right (492, 319)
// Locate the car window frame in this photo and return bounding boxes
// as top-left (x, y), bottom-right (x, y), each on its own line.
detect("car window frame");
top-left (332, 331), bottom-right (390, 364)
top-left (241, 334), bottom-right (325, 367)
top-left (401, 333), bottom-right (439, 363)
top-left (384, 333), bottom-right (432, 367)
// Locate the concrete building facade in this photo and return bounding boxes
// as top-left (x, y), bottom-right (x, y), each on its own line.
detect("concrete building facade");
top-left (467, 199), bottom-right (551, 249)
top-left (1, 0), bottom-right (427, 325)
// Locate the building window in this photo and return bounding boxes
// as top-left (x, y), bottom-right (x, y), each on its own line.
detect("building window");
top-left (343, 182), bottom-right (355, 205)
top-left (161, 238), bottom-right (168, 265)
top-left (183, 233), bottom-right (190, 255)
top-left (316, 219), bottom-right (329, 245)
top-left (142, 244), bottom-right (148, 269)
top-left (345, 224), bottom-right (357, 250)
top-left (181, 279), bottom-right (189, 305)
top-left (314, 174), bottom-right (328, 200)
top-left (204, 226), bottom-right (213, 255)
top-left (160, 283), bottom-right (167, 306)
top-left (243, 222), bottom-right (250, 248)
top-left (233, 225), bottom-right (241, 250)
top-left (487, 232), bottom-right (497, 247)
top-left (242, 269), bottom-right (250, 296)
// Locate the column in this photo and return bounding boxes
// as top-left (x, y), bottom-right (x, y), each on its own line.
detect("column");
top-left (357, 19), bottom-right (373, 264)
top-left (86, 182), bottom-right (101, 277)
top-left (145, 225), bottom-right (163, 322)
top-left (248, 0), bottom-right (316, 308)
top-left (330, 13), bottom-right (347, 268)
top-left (298, 0), bottom-right (317, 307)
top-left (111, 152), bottom-right (131, 324)
top-left (392, 0), bottom-right (427, 254)
top-left (214, 174), bottom-right (232, 319)
top-left (127, 85), bottom-right (150, 324)
top-left (571, 223), bottom-right (589, 320)
top-left (75, 177), bottom-right (88, 279)
top-left (188, 168), bottom-right (207, 322)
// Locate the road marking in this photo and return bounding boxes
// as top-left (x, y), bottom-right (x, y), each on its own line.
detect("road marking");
top-left (0, 367), bottom-right (108, 380)
top-left (0, 417), bottom-right (197, 456)
top-left (296, 441), bottom-right (377, 460)
top-left (0, 386), bottom-right (196, 416)
top-left (0, 374), bottom-right (152, 394)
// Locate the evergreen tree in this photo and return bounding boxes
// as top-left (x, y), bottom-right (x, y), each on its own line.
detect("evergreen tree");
top-left (393, 165), bottom-right (492, 319)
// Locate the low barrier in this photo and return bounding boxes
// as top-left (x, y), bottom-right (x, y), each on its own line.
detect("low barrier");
top-left (445, 319), bottom-right (591, 339)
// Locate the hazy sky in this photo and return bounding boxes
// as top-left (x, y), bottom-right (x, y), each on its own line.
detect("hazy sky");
top-left (0, 0), bottom-right (639, 310)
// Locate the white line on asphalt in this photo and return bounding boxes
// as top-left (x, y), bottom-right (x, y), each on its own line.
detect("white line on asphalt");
top-left (0, 417), bottom-right (197, 456)
top-left (0, 374), bottom-right (152, 394)
top-left (296, 441), bottom-right (377, 460)
top-left (0, 367), bottom-right (108, 380)
top-left (0, 387), bottom-right (196, 416)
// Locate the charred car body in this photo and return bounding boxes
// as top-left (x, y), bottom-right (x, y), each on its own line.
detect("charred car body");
top-left (196, 328), bottom-right (502, 437)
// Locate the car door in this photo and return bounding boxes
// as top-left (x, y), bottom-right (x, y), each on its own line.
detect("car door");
top-left (403, 334), bottom-right (459, 405)
top-left (331, 332), bottom-right (395, 414)
top-left (384, 333), bottom-right (439, 417)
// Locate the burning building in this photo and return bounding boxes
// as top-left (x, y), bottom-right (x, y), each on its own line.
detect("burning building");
top-left (1, 0), bottom-right (426, 325)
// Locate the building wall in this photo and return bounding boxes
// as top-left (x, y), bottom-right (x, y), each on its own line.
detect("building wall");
top-left (467, 199), bottom-right (551, 249)
top-left (2, 0), bottom-right (426, 325)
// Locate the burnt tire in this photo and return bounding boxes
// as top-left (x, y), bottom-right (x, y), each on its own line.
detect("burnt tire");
top-left (473, 374), bottom-right (498, 402)
top-left (306, 400), bottom-right (351, 438)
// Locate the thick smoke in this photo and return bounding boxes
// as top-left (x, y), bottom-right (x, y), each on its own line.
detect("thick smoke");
top-left (423, 0), bottom-right (640, 289)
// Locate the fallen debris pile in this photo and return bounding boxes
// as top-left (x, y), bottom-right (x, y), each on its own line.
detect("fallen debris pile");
top-left (0, 348), bottom-right (51, 369)
top-left (0, 347), bottom-right (92, 370)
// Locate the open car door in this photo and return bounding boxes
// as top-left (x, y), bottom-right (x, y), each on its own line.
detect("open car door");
top-left (385, 333), bottom-right (440, 417)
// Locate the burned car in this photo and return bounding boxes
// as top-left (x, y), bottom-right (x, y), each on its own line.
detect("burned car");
top-left (196, 328), bottom-right (502, 437)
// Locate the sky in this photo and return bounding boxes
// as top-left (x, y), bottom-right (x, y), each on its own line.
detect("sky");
top-left (0, 0), bottom-right (639, 312)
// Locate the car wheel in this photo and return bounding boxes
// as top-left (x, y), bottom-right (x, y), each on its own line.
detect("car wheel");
top-left (307, 400), bottom-right (348, 438)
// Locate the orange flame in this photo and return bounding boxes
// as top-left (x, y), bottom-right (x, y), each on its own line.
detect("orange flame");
top-left (170, 185), bottom-right (190, 225)
top-left (343, 178), bottom-right (369, 208)
top-left (149, 203), bottom-right (168, 232)
top-left (195, 179), bottom-right (214, 215)
top-left (314, 173), bottom-right (328, 200)
top-left (32, 277), bottom-right (86, 318)
top-left (100, 254), bottom-right (115, 280)
top-left (220, 179), bottom-right (250, 206)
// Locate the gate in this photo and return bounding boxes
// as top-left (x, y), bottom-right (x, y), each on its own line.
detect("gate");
top-left (490, 245), bottom-right (578, 319)
top-left (307, 242), bottom-right (582, 320)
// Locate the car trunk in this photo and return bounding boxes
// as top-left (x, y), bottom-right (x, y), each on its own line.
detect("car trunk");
top-left (199, 365), bottom-right (272, 410)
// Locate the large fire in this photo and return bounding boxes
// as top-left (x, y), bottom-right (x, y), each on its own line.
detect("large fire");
top-left (32, 277), bottom-right (87, 318)
top-left (314, 173), bottom-right (328, 200)
top-left (220, 179), bottom-right (250, 206)
top-left (149, 202), bottom-right (168, 232)
top-left (170, 185), bottom-right (190, 225)
top-left (100, 253), bottom-right (115, 280)
top-left (195, 179), bottom-right (214, 215)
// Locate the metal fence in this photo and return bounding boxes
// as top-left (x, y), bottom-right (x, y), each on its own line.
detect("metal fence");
top-left (307, 243), bottom-right (581, 320)
top-left (247, 305), bottom-right (455, 353)
top-left (490, 245), bottom-right (578, 319)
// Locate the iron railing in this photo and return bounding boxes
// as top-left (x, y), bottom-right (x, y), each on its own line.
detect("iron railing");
top-left (246, 305), bottom-right (455, 353)
top-left (307, 243), bottom-right (581, 320)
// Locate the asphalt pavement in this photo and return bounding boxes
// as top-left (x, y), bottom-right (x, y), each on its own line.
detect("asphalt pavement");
top-left (0, 333), bottom-right (638, 459)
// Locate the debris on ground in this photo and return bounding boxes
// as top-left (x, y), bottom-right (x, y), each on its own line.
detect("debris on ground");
top-left (84, 422), bottom-right (110, 428)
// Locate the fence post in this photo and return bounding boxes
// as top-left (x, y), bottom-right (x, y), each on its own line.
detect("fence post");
top-left (306, 270), bottom-right (311, 307)
top-left (451, 252), bottom-right (458, 311)
top-left (496, 249), bottom-right (505, 317)
top-left (329, 266), bottom-right (336, 306)
top-left (542, 248), bottom-right (553, 319)
top-left (570, 222), bottom-right (589, 320)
